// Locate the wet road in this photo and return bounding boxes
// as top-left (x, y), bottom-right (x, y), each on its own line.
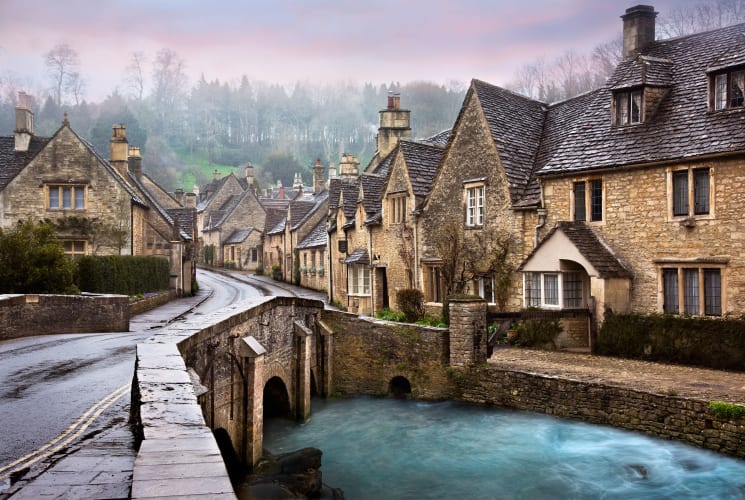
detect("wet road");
top-left (0, 268), bottom-right (261, 473)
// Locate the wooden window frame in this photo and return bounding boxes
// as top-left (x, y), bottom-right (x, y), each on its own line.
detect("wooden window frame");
top-left (46, 184), bottom-right (87, 210)
top-left (571, 177), bottom-right (604, 222)
top-left (660, 265), bottom-right (723, 316)
top-left (668, 167), bottom-right (714, 220)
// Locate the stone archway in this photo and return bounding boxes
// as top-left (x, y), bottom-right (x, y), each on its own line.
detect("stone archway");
top-left (388, 376), bottom-right (412, 398)
top-left (264, 376), bottom-right (292, 419)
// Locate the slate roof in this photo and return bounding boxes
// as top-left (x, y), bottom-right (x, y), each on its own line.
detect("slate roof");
top-left (265, 208), bottom-right (286, 235)
top-left (0, 136), bottom-right (49, 189)
top-left (398, 140), bottom-right (444, 199)
top-left (419, 129), bottom-right (452, 147)
top-left (224, 228), bottom-right (253, 245)
top-left (288, 200), bottom-right (316, 231)
top-left (328, 177), bottom-right (359, 220)
top-left (540, 22), bottom-right (745, 176)
top-left (610, 55), bottom-right (674, 89)
top-left (360, 173), bottom-right (386, 222)
top-left (472, 79), bottom-right (546, 205)
top-left (519, 221), bottom-right (632, 279)
top-left (167, 208), bottom-right (197, 239)
top-left (343, 248), bottom-right (369, 265)
top-left (296, 218), bottom-right (327, 249)
top-left (290, 190), bottom-right (328, 231)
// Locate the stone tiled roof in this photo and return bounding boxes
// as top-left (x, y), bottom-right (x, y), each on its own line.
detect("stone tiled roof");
top-left (360, 173), bottom-right (385, 221)
top-left (288, 200), bottom-right (315, 231)
top-left (265, 208), bottom-right (286, 235)
top-left (399, 140), bottom-right (444, 198)
top-left (519, 221), bottom-right (632, 279)
top-left (290, 190), bottom-right (328, 231)
top-left (419, 129), bottom-right (452, 147)
top-left (343, 248), bottom-right (369, 265)
top-left (224, 228), bottom-right (253, 245)
top-left (0, 136), bottom-right (49, 189)
top-left (296, 218), bottom-right (327, 249)
top-left (540, 22), bottom-right (745, 176)
top-left (167, 208), bottom-right (197, 239)
top-left (472, 79), bottom-right (546, 205)
top-left (328, 177), bottom-right (359, 220)
top-left (610, 55), bottom-right (674, 89)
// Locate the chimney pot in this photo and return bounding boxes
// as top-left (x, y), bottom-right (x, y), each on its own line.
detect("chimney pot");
top-left (185, 192), bottom-right (197, 209)
top-left (14, 91), bottom-right (34, 152)
top-left (128, 146), bottom-right (143, 177)
top-left (110, 124), bottom-right (129, 177)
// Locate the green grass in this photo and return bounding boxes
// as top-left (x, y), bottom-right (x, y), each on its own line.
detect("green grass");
top-left (176, 149), bottom-right (238, 191)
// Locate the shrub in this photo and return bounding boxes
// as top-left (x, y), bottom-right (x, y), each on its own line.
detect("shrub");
top-left (709, 401), bottom-right (745, 420)
top-left (76, 255), bottom-right (169, 295)
top-left (271, 265), bottom-right (282, 280)
top-left (255, 265), bottom-right (264, 276)
top-left (396, 288), bottom-right (425, 322)
top-left (376, 308), bottom-right (407, 322)
top-left (513, 317), bottom-right (563, 349)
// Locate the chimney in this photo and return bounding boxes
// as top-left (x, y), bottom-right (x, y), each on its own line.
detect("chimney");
top-left (14, 92), bottom-right (34, 152)
top-left (245, 162), bottom-right (255, 191)
top-left (128, 146), bottom-right (142, 178)
top-left (213, 169), bottom-right (220, 181)
top-left (622, 5), bottom-right (657, 58)
top-left (174, 188), bottom-right (185, 204)
top-left (110, 124), bottom-right (129, 177)
top-left (293, 172), bottom-right (303, 192)
top-left (313, 158), bottom-right (325, 193)
top-left (185, 192), bottom-right (197, 208)
top-left (339, 153), bottom-right (360, 178)
top-left (278, 179), bottom-right (286, 199)
top-left (377, 93), bottom-right (411, 158)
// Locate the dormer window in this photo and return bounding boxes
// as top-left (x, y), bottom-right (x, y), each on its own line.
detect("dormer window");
top-left (713, 68), bottom-right (744, 110)
top-left (614, 89), bottom-right (642, 125)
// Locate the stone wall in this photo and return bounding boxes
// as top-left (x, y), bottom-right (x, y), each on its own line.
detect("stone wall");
top-left (460, 366), bottom-right (745, 459)
top-left (321, 309), bottom-right (456, 400)
top-left (0, 294), bottom-right (129, 339)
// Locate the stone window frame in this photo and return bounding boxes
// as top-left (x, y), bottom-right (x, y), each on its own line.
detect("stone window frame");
top-left (570, 177), bottom-right (604, 223)
top-left (387, 191), bottom-right (408, 225)
top-left (710, 66), bottom-right (745, 111)
top-left (666, 166), bottom-right (715, 222)
top-left (656, 259), bottom-right (726, 316)
top-left (422, 261), bottom-right (444, 304)
top-left (613, 88), bottom-right (643, 126)
top-left (463, 178), bottom-right (486, 228)
top-left (46, 183), bottom-right (87, 210)
top-left (62, 240), bottom-right (87, 259)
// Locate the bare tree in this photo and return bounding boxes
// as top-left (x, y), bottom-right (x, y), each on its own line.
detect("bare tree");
top-left (396, 222), bottom-right (415, 288)
top-left (44, 43), bottom-right (80, 106)
top-left (124, 51), bottom-right (147, 100)
top-left (66, 71), bottom-right (85, 105)
top-left (151, 48), bottom-right (187, 137)
top-left (658, 0), bottom-right (745, 37)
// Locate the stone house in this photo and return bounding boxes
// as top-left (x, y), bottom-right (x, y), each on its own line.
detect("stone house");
top-left (196, 169), bottom-right (249, 264)
top-left (201, 187), bottom-right (266, 271)
top-left (295, 218), bottom-right (328, 291)
top-left (0, 95), bottom-right (196, 294)
top-left (263, 208), bottom-right (287, 274)
top-left (520, 6), bottom-right (745, 337)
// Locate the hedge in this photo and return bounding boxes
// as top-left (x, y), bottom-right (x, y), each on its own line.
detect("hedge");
top-left (596, 313), bottom-right (745, 371)
top-left (76, 255), bottom-right (170, 295)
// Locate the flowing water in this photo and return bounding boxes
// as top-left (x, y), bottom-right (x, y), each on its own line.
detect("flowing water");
top-left (263, 397), bottom-right (745, 499)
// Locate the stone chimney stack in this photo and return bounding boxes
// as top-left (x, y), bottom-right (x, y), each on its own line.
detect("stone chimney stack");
top-left (174, 188), bottom-right (185, 205)
top-left (339, 153), bottom-right (360, 178)
top-left (277, 179), bottom-right (286, 199)
top-left (185, 192), bottom-right (197, 208)
top-left (622, 5), bottom-right (657, 58)
top-left (245, 162), bottom-right (255, 191)
top-left (110, 124), bottom-right (129, 177)
top-left (313, 158), bottom-right (325, 193)
top-left (213, 169), bottom-right (220, 181)
top-left (293, 172), bottom-right (303, 192)
top-left (14, 92), bottom-right (34, 152)
top-left (128, 146), bottom-right (142, 178)
top-left (376, 92), bottom-right (411, 158)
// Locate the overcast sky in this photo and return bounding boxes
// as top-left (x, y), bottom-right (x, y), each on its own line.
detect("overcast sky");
top-left (0, 0), bottom-right (699, 101)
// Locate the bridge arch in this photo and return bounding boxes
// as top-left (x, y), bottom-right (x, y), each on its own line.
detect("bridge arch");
top-left (389, 376), bottom-right (412, 398)
top-left (263, 376), bottom-right (292, 419)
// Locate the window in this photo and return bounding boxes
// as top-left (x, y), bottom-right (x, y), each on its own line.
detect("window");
top-left (63, 240), bottom-right (87, 259)
top-left (661, 267), bottom-right (722, 316)
top-left (671, 168), bottom-right (711, 218)
top-left (524, 272), bottom-right (585, 309)
top-left (348, 264), bottom-right (370, 295)
top-left (615, 89), bottom-right (642, 125)
top-left (250, 248), bottom-right (258, 262)
top-left (466, 185), bottom-right (484, 227)
top-left (475, 275), bottom-right (495, 304)
top-left (427, 266), bottom-right (443, 303)
top-left (47, 185), bottom-right (86, 210)
top-left (573, 179), bottom-right (603, 222)
top-left (389, 195), bottom-right (407, 224)
top-left (713, 69), bottom-right (744, 110)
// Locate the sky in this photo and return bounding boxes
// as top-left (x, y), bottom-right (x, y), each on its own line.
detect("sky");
top-left (0, 0), bottom-right (700, 102)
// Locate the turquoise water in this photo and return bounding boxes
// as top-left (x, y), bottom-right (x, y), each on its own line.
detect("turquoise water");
top-left (263, 397), bottom-right (745, 499)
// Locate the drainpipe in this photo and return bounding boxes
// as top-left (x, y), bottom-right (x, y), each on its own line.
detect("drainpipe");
top-left (534, 208), bottom-right (547, 248)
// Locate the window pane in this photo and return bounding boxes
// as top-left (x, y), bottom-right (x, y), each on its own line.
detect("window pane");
top-left (476, 187), bottom-right (484, 226)
top-left (74, 187), bottom-right (84, 209)
top-left (73, 241), bottom-right (85, 252)
top-left (590, 179), bottom-right (603, 221)
top-left (693, 168), bottom-right (710, 215)
top-left (663, 268), bottom-right (679, 313)
top-left (362, 267), bottom-right (370, 294)
top-left (562, 272), bottom-right (582, 308)
top-left (704, 269), bottom-right (721, 316)
top-left (62, 187), bottom-right (72, 209)
top-left (715, 73), bottom-right (727, 110)
top-left (525, 273), bottom-right (541, 307)
top-left (672, 171), bottom-right (689, 216)
top-left (730, 70), bottom-right (744, 108)
top-left (573, 182), bottom-right (586, 221)
top-left (544, 274), bottom-right (559, 306)
top-left (684, 269), bottom-right (699, 315)
top-left (616, 93), bottom-right (629, 125)
top-left (49, 187), bottom-right (59, 208)
top-left (630, 91), bottom-right (641, 123)
top-left (479, 275), bottom-right (494, 304)
top-left (467, 188), bottom-right (475, 226)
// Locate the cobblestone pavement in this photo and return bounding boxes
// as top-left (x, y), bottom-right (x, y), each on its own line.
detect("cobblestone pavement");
top-left (490, 347), bottom-right (745, 404)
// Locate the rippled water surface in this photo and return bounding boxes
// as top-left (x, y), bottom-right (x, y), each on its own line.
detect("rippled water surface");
top-left (263, 397), bottom-right (745, 499)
